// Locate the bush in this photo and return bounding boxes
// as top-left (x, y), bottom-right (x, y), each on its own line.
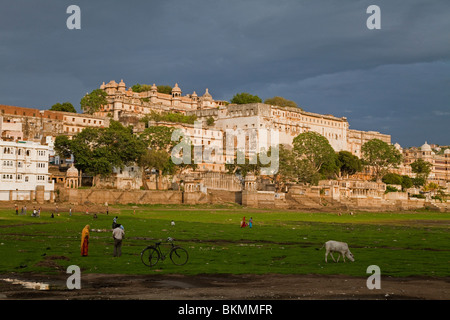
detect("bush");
top-left (382, 173), bottom-right (403, 185)
top-left (385, 185), bottom-right (400, 193)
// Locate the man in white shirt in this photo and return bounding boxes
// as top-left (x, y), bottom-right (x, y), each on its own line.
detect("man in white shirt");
top-left (112, 224), bottom-right (125, 257)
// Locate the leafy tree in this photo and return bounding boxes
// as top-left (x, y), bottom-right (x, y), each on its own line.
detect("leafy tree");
top-left (410, 159), bottom-right (433, 180)
top-left (139, 125), bottom-right (197, 189)
top-left (157, 85), bottom-right (172, 95)
top-left (292, 131), bottom-right (336, 175)
top-left (132, 83), bottom-right (172, 94)
top-left (268, 145), bottom-right (298, 191)
top-left (206, 116), bottom-right (215, 126)
top-left (50, 102), bottom-right (77, 113)
top-left (401, 175), bottom-right (413, 191)
top-left (143, 111), bottom-right (197, 125)
top-left (361, 139), bottom-right (402, 182)
top-left (140, 126), bottom-right (176, 152)
top-left (54, 121), bottom-right (146, 178)
top-left (382, 173), bottom-right (413, 191)
top-left (225, 150), bottom-right (261, 178)
top-left (264, 96), bottom-right (300, 109)
top-left (54, 135), bottom-right (73, 159)
top-left (80, 89), bottom-right (108, 114)
top-left (412, 176), bottom-right (426, 188)
top-left (337, 151), bottom-right (362, 177)
top-left (382, 173), bottom-right (403, 185)
top-left (230, 92), bottom-right (262, 104)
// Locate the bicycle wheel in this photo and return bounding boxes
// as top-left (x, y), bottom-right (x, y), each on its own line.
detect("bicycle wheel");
top-left (141, 246), bottom-right (160, 267)
top-left (170, 246), bottom-right (188, 266)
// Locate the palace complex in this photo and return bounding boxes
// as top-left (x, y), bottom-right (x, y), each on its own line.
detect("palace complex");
top-left (0, 79), bottom-right (449, 205)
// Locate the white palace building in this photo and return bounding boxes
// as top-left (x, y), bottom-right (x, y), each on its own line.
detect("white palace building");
top-left (0, 124), bottom-right (54, 202)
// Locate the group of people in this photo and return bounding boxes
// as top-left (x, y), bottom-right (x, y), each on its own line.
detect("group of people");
top-left (81, 216), bottom-right (125, 257)
top-left (240, 216), bottom-right (253, 228)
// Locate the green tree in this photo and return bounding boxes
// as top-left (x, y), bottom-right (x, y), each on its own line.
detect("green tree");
top-left (132, 83), bottom-right (172, 94)
top-left (54, 121), bottom-right (146, 178)
top-left (157, 85), bottom-right (172, 95)
top-left (292, 131), bottom-right (336, 175)
top-left (80, 89), bottom-right (108, 114)
top-left (401, 175), bottom-right (413, 191)
top-left (412, 176), bottom-right (426, 188)
top-left (382, 173), bottom-right (403, 185)
top-left (410, 159), bottom-right (433, 180)
top-left (139, 125), bottom-right (198, 189)
top-left (50, 102), bottom-right (77, 113)
top-left (361, 139), bottom-right (402, 182)
top-left (54, 135), bottom-right (73, 159)
top-left (140, 126), bottom-right (176, 152)
top-left (337, 151), bottom-right (363, 177)
top-left (264, 96), bottom-right (300, 109)
top-left (268, 145), bottom-right (298, 191)
top-left (230, 92), bottom-right (262, 104)
top-left (206, 116), bottom-right (215, 126)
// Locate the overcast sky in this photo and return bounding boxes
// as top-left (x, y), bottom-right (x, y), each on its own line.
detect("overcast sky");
top-left (1, 0), bottom-right (449, 147)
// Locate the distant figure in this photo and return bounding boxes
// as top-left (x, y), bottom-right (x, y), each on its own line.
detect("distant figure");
top-left (69, 207), bottom-right (72, 217)
top-left (171, 220), bottom-right (175, 226)
top-left (240, 216), bottom-right (247, 228)
top-left (249, 217), bottom-right (253, 228)
top-left (112, 216), bottom-right (118, 229)
top-left (106, 206), bottom-right (109, 215)
top-left (93, 213), bottom-right (98, 219)
top-left (81, 225), bottom-right (90, 256)
top-left (38, 207), bottom-right (41, 217)
top-left (51, 212), bottom-right (54, 218)
top-left (112, 224), bottom-right (125, 257)
top-left (15, 204), bottom-right (18, 215)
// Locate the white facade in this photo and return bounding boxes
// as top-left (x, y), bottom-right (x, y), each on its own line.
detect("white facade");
top-left (0, 140), bottom-right (54, 201)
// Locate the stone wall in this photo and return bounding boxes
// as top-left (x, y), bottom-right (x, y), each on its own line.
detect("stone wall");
top-left (55, 186), bottom-right (449, 212)
top-left (58, 188), bottom-right (242, 206)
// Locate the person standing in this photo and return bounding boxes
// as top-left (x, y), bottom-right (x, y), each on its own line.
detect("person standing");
top-left (112, 224), bottom-right (125, 257)
top-left (15, 204), bottom-right (18, 215)
top-left (69, 207), bottom-right (72, 217)
top-left (249, 217), bottom-right (253, 228)
top-left (112, 216), bottom-right (118, 229)
top-left (81, 225), bottom-right (90, 256)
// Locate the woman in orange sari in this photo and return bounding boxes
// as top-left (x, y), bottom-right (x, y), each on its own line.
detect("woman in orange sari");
top-left (81, 225), bottom-right (90, 256)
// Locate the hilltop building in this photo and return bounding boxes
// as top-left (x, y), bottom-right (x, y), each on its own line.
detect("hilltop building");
top-left (95, 80), bottom-right (227, 120)
top-left (402, 142), bottom-right (450, 186)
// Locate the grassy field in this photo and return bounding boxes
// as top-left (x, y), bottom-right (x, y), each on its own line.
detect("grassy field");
top-left (0, 204), bottom-right (449, 278)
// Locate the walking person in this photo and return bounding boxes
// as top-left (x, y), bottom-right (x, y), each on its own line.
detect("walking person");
top-left (112, 224), bottom-right (125, 257)
top-left (81, 225), bottom-right (90, 256)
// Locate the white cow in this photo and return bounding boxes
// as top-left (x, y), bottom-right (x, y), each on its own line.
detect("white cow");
top-left (321, 240), bottom-right (355, 263)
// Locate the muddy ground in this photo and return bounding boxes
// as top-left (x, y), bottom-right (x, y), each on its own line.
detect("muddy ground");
top-left (0, 272), bottom-right (449, 300)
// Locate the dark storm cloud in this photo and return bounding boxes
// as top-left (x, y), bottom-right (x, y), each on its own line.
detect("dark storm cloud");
top-left (0, 0), bottom-right (449, 146)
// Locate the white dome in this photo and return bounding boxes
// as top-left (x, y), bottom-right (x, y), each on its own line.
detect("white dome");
top-left (421, 141), bottom-right (432, 152)
top-left (444, 149), bottom-right (450, 155)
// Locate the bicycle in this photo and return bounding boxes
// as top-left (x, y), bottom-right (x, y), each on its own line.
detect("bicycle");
top-left (140, 237), bottom-right (189, 267)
